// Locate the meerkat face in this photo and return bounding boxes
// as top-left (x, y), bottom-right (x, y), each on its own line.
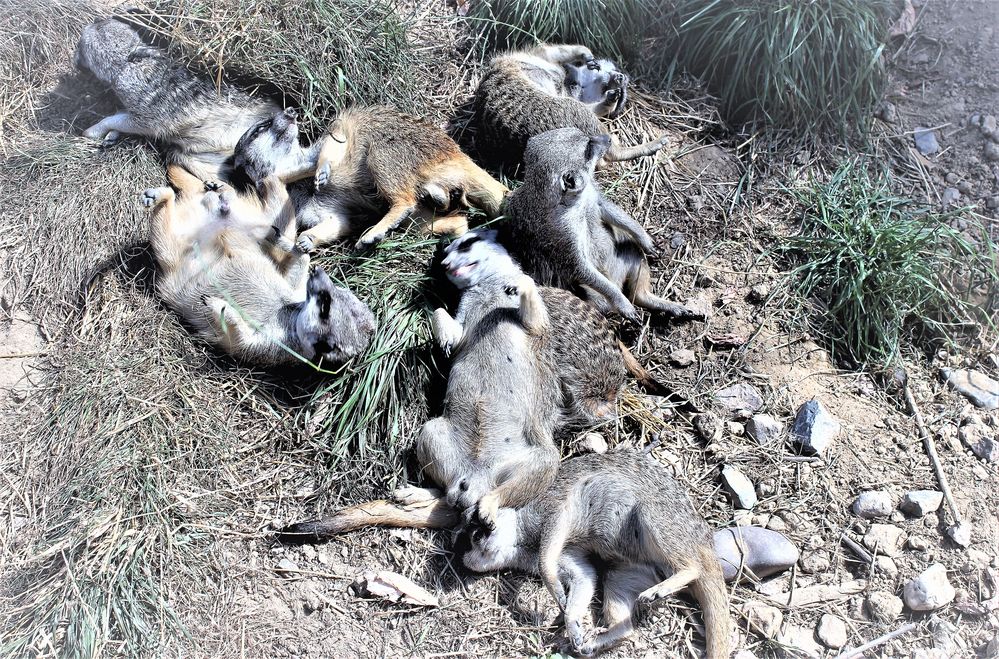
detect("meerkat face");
top-left (441, 230), bottom-right (514, 289)
top-left (75, 19), bottom-right (155, 82)
top-left (565, 58), bottom-right (629, 118)
top-left (461, 508), bottom-right (521, 573)
top-left (233, 108), bottom-right (302, 183)
top-left (295, 267), bottom-right (377, 365)
top-left (524, 128), bottom-right (609, 206)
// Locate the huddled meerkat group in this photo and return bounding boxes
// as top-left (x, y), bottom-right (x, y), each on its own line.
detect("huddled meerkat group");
top-left (75, 16), bottom-right (731, 657)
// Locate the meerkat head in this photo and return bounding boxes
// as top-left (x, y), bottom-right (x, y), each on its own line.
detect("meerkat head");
top-left (75, 18), bottom-right (158, 83)
top-left (233, 108), bottom-right (302, 184)
top-left (294, 267), bottom-right (377, 365)
top-left (565, 58), bottom-right (629, 118)
top-left (523, 127), bottom-right (609, 207)
top-left (461, 508), bottom-right (521, 573)
top-left (441, 230), bottom-right (519, 289)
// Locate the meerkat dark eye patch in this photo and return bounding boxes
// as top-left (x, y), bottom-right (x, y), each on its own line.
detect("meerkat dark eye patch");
top-left (317, 290), bottom-right (331, 319)
top-left (456, 235), bottom-right (481, 252)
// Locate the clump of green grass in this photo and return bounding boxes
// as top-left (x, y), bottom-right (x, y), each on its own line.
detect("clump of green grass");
top-left (467, 0), bottom-right (650, 62)
top-left (781, 159), bottom-right (998, 369)
top-left (667, 0), bottom-right (890, 136)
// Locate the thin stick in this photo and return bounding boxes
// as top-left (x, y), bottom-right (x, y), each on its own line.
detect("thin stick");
top-left (903, 381), bottom-right (962, 525)
top-left (832, 622), bottom-right (918, 659)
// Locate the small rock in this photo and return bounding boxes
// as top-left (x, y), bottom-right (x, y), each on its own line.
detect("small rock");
top-left (687, 194), bottom-right (705, 212)
top-left (577, 432), bottom-right (608, 454)
top-left (748, 283), bottom-right (770, 303)
top-left (696, 271), bottom-right (717, 287)
top-left (746, 414), bottom-right (782, 446)
top-left (738, 601), bottom-right (783, 638)
top-left (669, 232), bottom-right (687, 249)
top-left (907, 535), bottom-right (931, 551)
top-left (875, 556), bottom-right (898, 577)
top-left (876, 101), bottom-right (898, 123)
top-left (714, 383), bottom-right (764, 415)
top-left (901, 490), bottom-right (944, 517)
top-left (276, 558), bottom-right (299, 574)
top-left (726, 421), bottom-right (745, 437)
top-left (777, 623), bottom-right (823, 658)
top-left (986, 142), bottom-right (999, 162)
top-left (958, 180), bottom-right (973, 195)
top-left (852, 491), bottom-right (894, 519)
top-left (959, 416), bottom-right (999, 462)
top-left (865, 591), bottom-right (904, 622)
top-left (944, 172), bottom-right (960, 185)
top-left (816, 614), bottom-right (848, 649)
top-left (722, 466), bottom-right (758, 509)
top-left (946, 522), bottom-right (973, 548)
top-left (733, 509), bottom-right (754, 526)
top-left (756, 480), bottom-right (777, 499)
top-left (694, 413), bottom-right (723, 442)
top-left (943, 368), bottom-right (999, 409)
top-left (941, 187), bottom-right (960, 208)
top-left (669, 348), bottom-right (696, 367)
top-left (799, 552), bottom-right (831, 574)
top-left (904, 563), bottom-right (956, 611)
top-left (316, 550), bottom-right (332, 566)
top-left (863, 524), bottom-right (906, 557)
top-left (914, 127), bottom-right (940, 155)
top-left (982, 115), bottom-right (998, 136)
top-left (889, 510), bottom-right (905, 523)
top-left (791, 399), bottom-right (841, 454)
top-left (301, 545), bottom-right (317, 561)
top-left (714, 527), bottom-right (799, 582)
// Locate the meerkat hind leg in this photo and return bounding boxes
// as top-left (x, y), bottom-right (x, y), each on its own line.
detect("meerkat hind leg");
top-left (559, 550), bottom-right (599, 654)
top-left (638, 566), bottom-right (698, 602)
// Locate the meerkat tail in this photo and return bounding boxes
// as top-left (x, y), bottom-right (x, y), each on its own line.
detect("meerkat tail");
top-left (605, 136), bottom-right (667, 162)
top-left (688, 546), bottom-right (731, 659)
top-left (275, 498), bottom-right (460, 544)
top-left (618, 340), bottom-right (662, 391)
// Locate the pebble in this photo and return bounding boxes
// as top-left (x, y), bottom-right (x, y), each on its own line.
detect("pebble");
top-left (941, 187), bottom-right (960, 208)
top-left (987, 195), bottom-right (999, 210)
top-left (863, 524), bottom-right (906, 557)
top-left (276, 558), bottom-right (299, 574)
top-left (714, 383), bottom-right (764, 415)
top-left (959, 416), bottom-right (999, 462)
top-left (816, 614), bottom-right (848, 649)
top-left (983, 114), bottom-right (998, 137)
top-left (986, 141), bottom-right (999, 162)
top-left (669, 348), bottom-right (696, 367)
top-left (865, 591), bottom-right (904, 622)
top-left (577, 432), bottom-right (608, 454)
top-left (943, 368), bottom-right (999, 409)
top-left (687, 194), bottom-right (705, 211)
top-left (791, 399), bottom-right (841, 454)
top-left (901, 490), bottom-right (944, 517)
top-left (852, 491), bottom-right (894, 519)
top-left (746, 414), bottom-right (783, 446)
top-left (738, 601), bottom-right (783, 638)
top-left (944, 172), bottom-right (960, 185)
top-left (726, 421), bottom-right (745, 437)
top-left (722, 466), bottom-right (758, 509)
top-left (777, 623), bottom-right (823, 658)
top-left (799, 552), bottom-right (831, 574)
top-left (877, 101), bottom-right (898, 123)
top-left (958, 180), bottom-right (973, 195)
top-left (907, 535), bottom-right (931, 551)
top-left (904, 563), bottom-right (955, 611)
top-left (713, 527), bottom-right (799, 582)
top-left (913, 127), bottom-right (940, 155)
top-left (669, 232), bottom-right (687, 249)
top-left (946, 521), bottom-right (973, 548)
top-left (756, 480), bottom-right (777, 499)
top-left (875, 556), bottom-right (899, 577)
top-left (748, 283), bottom-right (770, 303)
top-left (694, 413), bottom-right (723, 442)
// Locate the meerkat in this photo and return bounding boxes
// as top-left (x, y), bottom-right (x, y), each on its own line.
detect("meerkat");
top-left (462, 451), bottom-right (731, 658)
top-left (501, 127), bottom-right (702, 322)
top-left (472, 44), bottom-right (666, 167)
top-left (232, 105), bottom-right (508, 251)
top-left (145, 164), bottom-right (376, 366)
top-left (75, 18), bottom-right (279, 182)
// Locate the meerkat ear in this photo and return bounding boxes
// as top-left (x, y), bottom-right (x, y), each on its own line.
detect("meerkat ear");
top-left (560, 171), bottom-right (582, 194)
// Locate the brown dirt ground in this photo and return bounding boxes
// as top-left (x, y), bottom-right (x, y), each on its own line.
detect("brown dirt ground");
top-left (2, 1), bottom-right (998, 658)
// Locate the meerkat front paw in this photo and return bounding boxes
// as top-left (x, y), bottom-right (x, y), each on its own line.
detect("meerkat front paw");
top-left (295, 233), bottom-right (317, 254)
top-left (314, 162), bottom-right (331, 189)
top-left (431, 308), bottom-right (463, 356)
top-left (355, 230), bottom-right (386, 250)
top-left (617, 300), bottom-right (640, 323)
top-left (475, 494), bottom-right (499, 531)
top-left (141, 187), bottom-right (169, 208)
top-left (391, 486), bottom-right (442, 506)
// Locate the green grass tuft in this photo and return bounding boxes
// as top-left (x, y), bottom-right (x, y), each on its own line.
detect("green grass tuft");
top-left (780, 158), bottom-right (998, 369)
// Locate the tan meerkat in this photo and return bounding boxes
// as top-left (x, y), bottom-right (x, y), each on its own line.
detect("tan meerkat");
top-left (75, 18), bottom-right (279, 182)
top-left (145, 165), bottom-right (376, 366)
top-left (463, 451), bottom-right (731, 658)
top-left (472, 44), bottom-right (667, 167)
top-left (501, 127), bottom-right (702, 322)
top-left (232, 105), bottom-right (509, 251)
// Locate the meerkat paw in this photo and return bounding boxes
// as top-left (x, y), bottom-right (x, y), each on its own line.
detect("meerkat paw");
top-left (295, 233), bottom-right (317, 254)
top-left (616, 300), bottom-right (640, 323)
top-left (391, 486), bottom-right (442, 506)
top-left (475, 494), bottom-right (499, 531)
top-left (355, 230), bottom-right (385, 250)
top-left (663, 302), bottom-right (704, 321)
top-left (431, 308), bottom-right (462, 356)
top-left (314, 162), bottom-right (331, 189)
top-left (141, 187), bottom-right (170, 208)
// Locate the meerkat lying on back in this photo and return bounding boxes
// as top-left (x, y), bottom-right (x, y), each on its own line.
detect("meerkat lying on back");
top-left (74, 18), bottom-right (278, 182)
top-left (463, 451), bottom-right (730, 658)
top-left (145, 165), bottom-right (375, 366)
top-left (501, 127), bottom-right (701, 322)
top-left (473, 44), bottom-right (666, 167)
top-left (233, 106), bottom-right (508, 251)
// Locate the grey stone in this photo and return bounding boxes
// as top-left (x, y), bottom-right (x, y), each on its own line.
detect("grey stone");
top-left (865, 591), bottom-right (904, 622)
top-left (669, 348), bottom-right (696, 367)
top-left (876, 101), bottom-right (898, 123)
top-left (982, 115), bottom-right (998, 136)
top-left (738, 601), bottom-right (783, 638)
top-left (669, 232), bottom-right (687, 249)
top-left (987, 195), bottom-right (999, 210)
top-left (577, 432), bottom-right (608, 454)
top-left (799, 552), bottom-right (831, 574)
top-left (746, 414), bottom-right (782, 446)
top-left (694, 413), bottom-right (723, 442)
top-left (986, 141), bottom-right (999, 162)
top-left (901, 490), bottom-right (944, 517)
top-left (816, 614), bottom-right (848, 649)
top-left (941, 187), bottom-right (960, 208)
top-left (276, 558), bottom-right (299, 574)
top-left (713, 526), bottom-right (799, 582)
top-left (958, 180), bottom-right (973, 195)
top-left (791, 399), bottom-right (840, 454)
top-left (907, 535), bottom-right (931, 551)
top-left (875, 556), bottom-right (898, 577)
top-left (904, 563), bottom-right (955, 611)
top-left (914, 127), bottom-right (940, 155)
top-left (687, 194), bottom-right (705, 211)
top-left (959, 417), bottom-right (999, 462)
top-left (943, 368), bottom-right (999, 409)
top-left (863, 524), bottom-right (906, 557)
top-left (726, 421), bottom-right (745, 437)
top-left (777, 623), bottom-right (823, 658)
top-left (852, 491), bottom-right (894, 519)
top-left (945, 172), bottom-right (960, 185)
top-left (946, 521), bottom-right (973, 548)
top-left (748, 283), bottom-right (770, 303)
top-left (714, 383), bottom-right (764, 415)
top-left (722, 466), bottom-right (758, 509)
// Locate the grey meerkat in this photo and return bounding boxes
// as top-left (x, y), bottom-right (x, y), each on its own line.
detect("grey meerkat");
top-left (501, 127), bottom-right (702, 322)
top-left (472, 43), bottom-right (666, 167)
top-left (74, 17), bottom-right (279, 181)
top-left (145, 164), bottom-right (376, 366)
top-left (232, 105), bottom-right (508, 251)
top-left (462, 451), bottom-right (731, 658)
top-left (277, 230), bottom-right (665, 540)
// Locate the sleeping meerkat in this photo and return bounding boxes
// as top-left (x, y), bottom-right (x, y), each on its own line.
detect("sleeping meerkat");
top-left (233, 105), bottom-right (508, 251)
top-left (501, 127), bottom-right (702, 322)
top-left (472, 44), bottom-right (666, 167)
top-left (74, 18), bottom-right (279, 181)
top-left (145, 164), bottom-right (376, 366)
top-left (462, 451), bottom-right (731, 658)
